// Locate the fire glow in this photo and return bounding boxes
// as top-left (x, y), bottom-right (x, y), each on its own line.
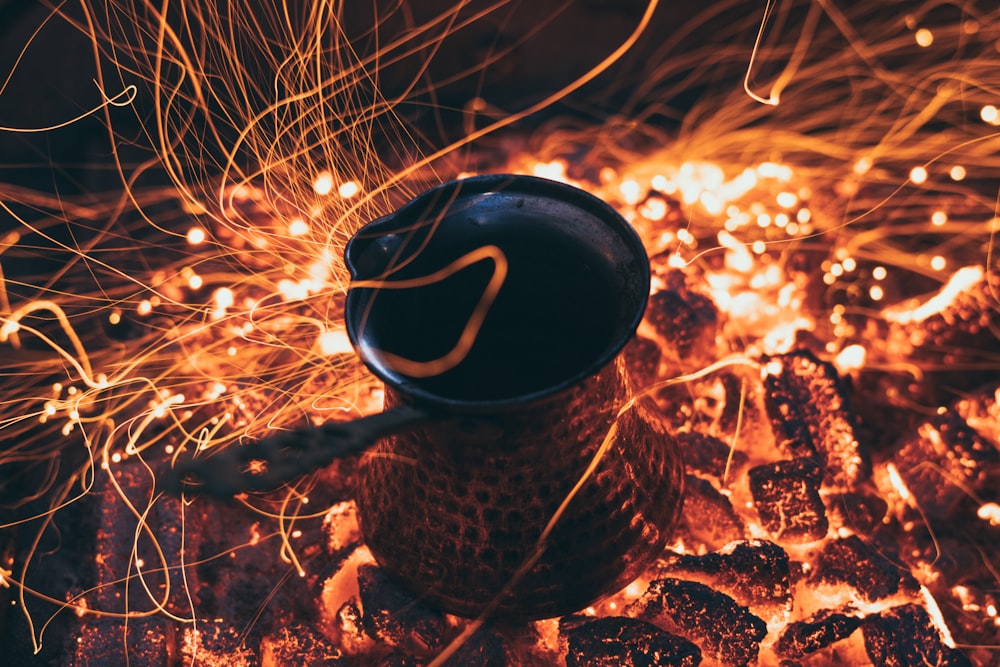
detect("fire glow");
top-left (1, 1), bottom-right (1000, 665)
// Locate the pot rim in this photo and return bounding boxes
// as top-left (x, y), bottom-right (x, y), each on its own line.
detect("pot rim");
top-left (344, 173), bottom-right (650, 413)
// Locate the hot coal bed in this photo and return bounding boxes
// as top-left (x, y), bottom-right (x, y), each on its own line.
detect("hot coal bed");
top-left (2, 2), bottom-right (1000, 666)
top-left (3, 171), bottom-right (999, 665)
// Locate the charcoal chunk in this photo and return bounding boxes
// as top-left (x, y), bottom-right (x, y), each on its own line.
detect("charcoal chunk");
top-left (178, 621), bottom-right (258, 666)
top-left (774, 610), bottom-right (862, 658)
top-left (955, 384), bottom-right (1000, 447)
top-left (825, 492), bottom-right (888, 534)
top-left (322, 500), bottom-right (363, 557)
top-left (890, 410), bottom-right (1000, 521)
top-left (562, 616), bottom-right (701, 667)
top-left (447, 627), bottom-right (517, 667)
top-left (625, 335), bottom-right (662, 392)
top-left (335, 599), bottom-right (372, 654)
top-left (938, 582), bottom-right (1000, 661)
top-left (629, 577), bottom-right (766, 666)
top-left (646, 284), bottom-right (718, 366)
top-left (687, 369), bottom-right (771, 445)
top-left (748, 458), bottom-right (828, 543)
top-left (862, 604), bottom-right (972, 667)
top-left (677, 475), bottom-right (745, 549)
top-left (661, 540), bottom-right (791, 614)
top-left (761, 350), bottom-right (870, 487)
top-left (812, 536), bottom-right (915, 603)
top-left (71, 618), bottom-right (171, 667)
top-left (358, 564), bottom-right (445, 653)
top-left (382, 652), bottom-right (421, 667)
top-left (884, 270), bottom-right (1000, 395)
top-left (261, 623), bottom-right (346, 666)
top-left (676, 431), bottom-right (748, 480)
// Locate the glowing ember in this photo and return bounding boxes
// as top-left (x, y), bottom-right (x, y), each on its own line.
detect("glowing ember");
top-left (882, 265), bottom-right (985, 325)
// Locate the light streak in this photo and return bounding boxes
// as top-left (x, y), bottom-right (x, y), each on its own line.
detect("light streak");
top-left (920, 586), bottom-right (956, 648)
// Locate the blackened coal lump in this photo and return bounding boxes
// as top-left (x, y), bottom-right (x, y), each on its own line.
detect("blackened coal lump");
top-left (863, 604), bottom-right (972, 667)
top-left (357, 564), bottom-right (446, 654)
top-left (562, 616), bottom-right (701, 667)
top-left (774, 610), bottom-right (862, 659)
top-left (761, 349), bottom-right (870, 487)
top-left (748, 457), bottom-right (828, 543)
top-left (676, 431), bottom-right (748, 480)
top-left (661, 540), bottom-right (791, 613)
top-left (629, 577), bottom-right (766, 666)
top-left (677, 474), bottom-right (746, 549)
top-left (812, 535), bottom-right (916, 603)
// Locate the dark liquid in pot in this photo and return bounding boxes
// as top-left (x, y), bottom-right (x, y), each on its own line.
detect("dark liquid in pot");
top-left (357, 221), bottom-right (624, 402)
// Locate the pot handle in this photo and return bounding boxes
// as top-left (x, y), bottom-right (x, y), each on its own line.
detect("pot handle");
top-left (163, 404), bottom-right (432, 497)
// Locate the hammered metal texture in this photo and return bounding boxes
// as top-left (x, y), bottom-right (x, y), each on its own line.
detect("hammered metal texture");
top-left (356, 357), bottom-right (685, 621)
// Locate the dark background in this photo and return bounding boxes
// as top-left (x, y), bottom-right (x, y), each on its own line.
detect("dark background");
top-left (0, 1), bottom-right (754, 195)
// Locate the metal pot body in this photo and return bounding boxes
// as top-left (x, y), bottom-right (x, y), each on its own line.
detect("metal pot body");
top-left (357, 355), bottom-right (684, 620)
top-left (344, 174), bottom-right (684, 620)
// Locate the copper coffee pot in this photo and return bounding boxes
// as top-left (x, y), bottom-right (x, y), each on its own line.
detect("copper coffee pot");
top-left (169, 174), bottom-right (685, 621)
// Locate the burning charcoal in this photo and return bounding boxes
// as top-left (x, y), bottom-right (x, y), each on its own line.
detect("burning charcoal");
top-left (923, 535), bottom-right (999, 592)
top-left (382, 653), bottom-right (422, 667)
top-left (678, 475), bottom-right (746, 549)
top-left (629, 577), bottom-right (767, 666)
top-left (761, 350), bottom-right (870, 488)
top-left (884, 531), bottom-right (1000, 659)
top-left (660, 540), bottom-right (791, 615)
top-left (260, 623), bottom-right (346, 665)
top-left (774, 610), bottom-right (862, 659)
top-left (676, 431), bottom-right (748, 480)
top-left (954, 384), bottom-right (1000, 447)
top-left (748, 458), bottom-right (828, 543)
top-left (193, 505), bottom-right (318, 633)
top-left (447, 626), bottom-right (518, 667)
top-left (625, 335), bottom-right (662, 391)
top-left (862, 604), bottom-right (972, 667)
top-left (887, 410), bottom-right (999, 521)
top-left (687, 370), bottom-right (774, 455)
top-left (562, 616), bottom-right (701, 667)
top-left (322, 500), bottom-right (363, 557)
top-left (944, 583), bottom-right (1000, 664)
top-left (335, 599), bottom-right (374, 654)
top-left (883, 268), bottom-right (1000, 396)
top-left (179, 622), bottom-right (257, 665)
top-left (94, 463), bottom-right (159, 610)
top-left (358, 564), bottom-right (446, 654)
top-left (812, 535), bottom-right (916, 603)
top-left (849, 369), bottom-right (929, 450)
top-left (825, 492), bottom-right (888, 534)
top-left (645, 283), bottom-right (719, 368)
top-left (72, 619), bottom-right (170, 667)
top-left (653, 381), bottom-right (697, 430)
